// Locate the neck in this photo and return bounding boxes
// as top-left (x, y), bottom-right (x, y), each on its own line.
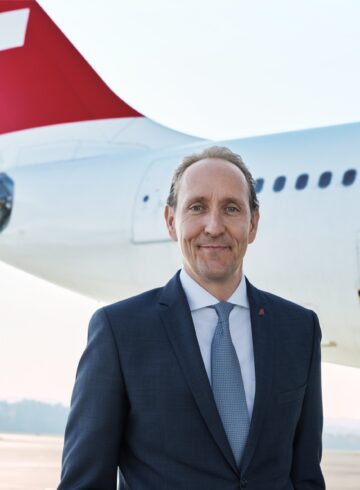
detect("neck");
top-left (184, 267), bottom-right (242, 301)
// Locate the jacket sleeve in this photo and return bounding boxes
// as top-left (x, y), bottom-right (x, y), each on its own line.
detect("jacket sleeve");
top-left (58, 308), bottom-right (128, 489)
top-left (290, 311), bottom-right (326, 490)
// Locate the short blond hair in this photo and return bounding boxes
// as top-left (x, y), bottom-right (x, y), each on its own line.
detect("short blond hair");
top-left (166, 146), bottom-right (259, 213)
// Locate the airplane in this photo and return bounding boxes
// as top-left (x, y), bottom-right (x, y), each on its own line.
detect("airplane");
top-left (0, 1), bottom-right (359, 368)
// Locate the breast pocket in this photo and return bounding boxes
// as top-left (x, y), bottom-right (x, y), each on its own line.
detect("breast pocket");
top-left (277, 384), bottom-right (307, 405)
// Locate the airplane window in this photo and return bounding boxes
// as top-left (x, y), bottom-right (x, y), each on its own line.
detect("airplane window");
top-left (255, 178), bottom-right (264, 193)
top-left (295, 174), bottom-right (309, 190)
top-left (318, 171), bottom-right (332, 188)
top-left (273, 176), bottom-right (286, 192)
top-left (342, 169), bottom-right (357, 186)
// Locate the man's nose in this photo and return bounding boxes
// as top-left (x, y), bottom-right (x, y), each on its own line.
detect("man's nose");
top-left (204, 210), bottom-right (225, 236)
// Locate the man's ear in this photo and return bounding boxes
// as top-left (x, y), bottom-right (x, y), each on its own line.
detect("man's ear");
top-left (248, 207), bottom-right (260, 244)
top-left (164, 205), bottom-right (178, 241)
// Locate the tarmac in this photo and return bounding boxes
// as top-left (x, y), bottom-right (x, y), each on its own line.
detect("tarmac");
top-left (0, 433), bottom-right (359, 489)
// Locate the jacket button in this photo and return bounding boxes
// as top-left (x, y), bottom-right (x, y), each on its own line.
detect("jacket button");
top-left (240, 478), bottom-right (248, 488)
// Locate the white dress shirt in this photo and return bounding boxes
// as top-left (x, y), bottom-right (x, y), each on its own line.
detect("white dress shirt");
top-left (180, 268), bottom-right (256, 419)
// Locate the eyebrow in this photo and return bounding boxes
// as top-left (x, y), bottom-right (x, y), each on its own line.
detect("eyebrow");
top-left (184, 196), bottom-right (246, 205)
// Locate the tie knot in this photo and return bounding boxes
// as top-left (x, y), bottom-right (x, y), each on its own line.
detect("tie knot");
top-left (213, 302), bottom-right (234, 323)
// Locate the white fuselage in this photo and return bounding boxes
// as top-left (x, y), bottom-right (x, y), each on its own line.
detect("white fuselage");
top-left (0, 120), bottom-right (359, 367)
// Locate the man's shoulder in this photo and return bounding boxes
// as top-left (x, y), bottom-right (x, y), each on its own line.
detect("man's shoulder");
top-left (89, 272), bottom-right (182, 334)
top-left (247, 279), bottom-right (315, 319)
top-left (102, 286), bottom-right (164, 319)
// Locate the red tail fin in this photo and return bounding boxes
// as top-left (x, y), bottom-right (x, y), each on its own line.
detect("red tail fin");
top-left (0, 1), bottom-right (142, 135)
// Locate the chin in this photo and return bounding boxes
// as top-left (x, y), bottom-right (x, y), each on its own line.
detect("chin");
top-left (196, 259), bottom-right (242, 281)
top-left (197, 267), bottom-right (235, 283)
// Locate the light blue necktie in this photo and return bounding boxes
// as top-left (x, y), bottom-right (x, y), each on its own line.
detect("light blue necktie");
top-left (211, 302), bottom-right (250, 467)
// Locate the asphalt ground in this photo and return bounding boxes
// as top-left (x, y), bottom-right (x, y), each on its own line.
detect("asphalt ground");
top-left (0, 433), bottom-right (359, 489)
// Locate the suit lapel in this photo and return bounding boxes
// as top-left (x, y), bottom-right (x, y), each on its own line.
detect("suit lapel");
top-left (157, 273), bottom-right (275, 476)
top-left (240, 278), bottom-right (275, 473)
top-left (158, 272), bottom-right (239, 476)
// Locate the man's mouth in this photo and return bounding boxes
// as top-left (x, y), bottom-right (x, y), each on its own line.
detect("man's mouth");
top-left (198, 245), bottom-right (230, 250)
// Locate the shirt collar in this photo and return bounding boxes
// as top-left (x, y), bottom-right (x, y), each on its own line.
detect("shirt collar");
top-left (180, 268), bottom-right (249, 312)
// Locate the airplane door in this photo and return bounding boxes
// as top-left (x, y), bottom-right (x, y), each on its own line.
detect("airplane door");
top-left (132, 156), bottom-right (179, 243)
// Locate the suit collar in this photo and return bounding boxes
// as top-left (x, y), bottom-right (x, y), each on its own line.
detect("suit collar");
top-left (158, 272), bottom-right (274, 475)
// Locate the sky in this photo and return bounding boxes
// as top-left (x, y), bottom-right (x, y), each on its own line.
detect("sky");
top-left (0, 1), bottom-right (360, 420)
top-left (37, 0), bottom-right (360, 140)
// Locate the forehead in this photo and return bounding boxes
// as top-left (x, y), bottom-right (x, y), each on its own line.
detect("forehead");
top-left (178, 157), bottom-right (249, 202)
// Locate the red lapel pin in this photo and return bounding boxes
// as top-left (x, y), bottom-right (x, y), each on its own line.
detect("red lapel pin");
top-left (258, 308), bottom-right (265, 316)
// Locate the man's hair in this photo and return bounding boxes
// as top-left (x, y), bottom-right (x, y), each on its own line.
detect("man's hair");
top-left (166, 145), bottom-right (259, 213)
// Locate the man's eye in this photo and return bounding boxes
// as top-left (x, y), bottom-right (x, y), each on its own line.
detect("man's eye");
top-left (189, 204), bottom-right (203, 212)
top-left (226, 206), bottom-right (240, 213)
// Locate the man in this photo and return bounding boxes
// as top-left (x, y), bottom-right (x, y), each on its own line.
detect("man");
top-left (59, 146), bottom-right (325, 489)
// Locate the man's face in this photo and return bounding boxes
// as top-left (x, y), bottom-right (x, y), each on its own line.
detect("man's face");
top-left (165, 158), bottom-right (259, 290)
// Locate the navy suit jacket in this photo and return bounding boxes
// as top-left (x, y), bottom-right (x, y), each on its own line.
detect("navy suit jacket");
top-left (59, 272), bottom-right (325, 489)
